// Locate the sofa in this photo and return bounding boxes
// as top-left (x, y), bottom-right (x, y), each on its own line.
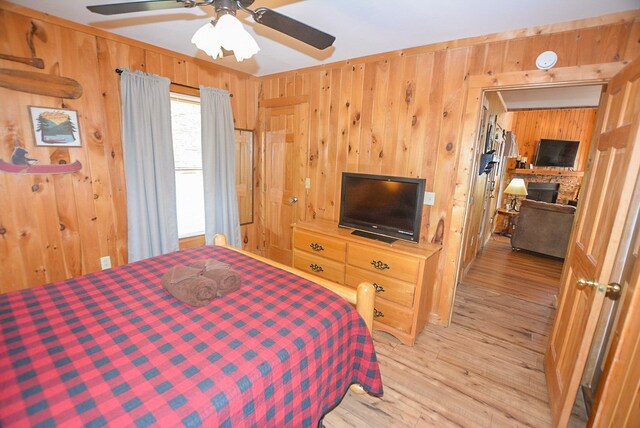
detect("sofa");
top-left (511, 199), bottom-right (577, 258)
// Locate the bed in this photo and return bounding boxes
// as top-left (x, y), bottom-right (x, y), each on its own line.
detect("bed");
top-left (0, 235), bottom-right (383, 427)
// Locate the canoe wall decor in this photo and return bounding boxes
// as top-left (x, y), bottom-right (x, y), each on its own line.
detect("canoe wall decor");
top-left (0, 147), bottom-right (82, 175)
top-left (0, 159), bottom-right (82, 174)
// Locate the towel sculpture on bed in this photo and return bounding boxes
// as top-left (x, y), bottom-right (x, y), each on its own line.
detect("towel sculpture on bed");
top-left (162, 266), bottom-right (218, 307)
top-left (190, 259), bottom-right (242, 297)
top-left (162, 259), bottom-right (242, 306)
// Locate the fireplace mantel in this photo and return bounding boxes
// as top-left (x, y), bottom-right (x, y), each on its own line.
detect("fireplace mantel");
top-left (511, 168), bottom-right (584, 177)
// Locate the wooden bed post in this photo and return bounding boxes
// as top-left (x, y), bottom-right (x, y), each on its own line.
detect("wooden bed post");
top-left (355, 282), bottom-right (375, 332)
top-left (213, 234), bottom-right (228, 246)
top-left (350, 282), bottom-right (375, 396)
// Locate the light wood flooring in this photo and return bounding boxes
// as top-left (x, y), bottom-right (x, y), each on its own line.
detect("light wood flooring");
top-left (324, 236), bottom-right (570, 427)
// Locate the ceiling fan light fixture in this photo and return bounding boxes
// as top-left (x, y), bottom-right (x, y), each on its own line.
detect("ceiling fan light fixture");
top-left (89, 0), bottom-right (333, 61)
top-left (191, 13), bottom-right (260, 62)
top-left (191, 22), bottom-right (223, 59)
top-left (215, 13), bottom-right (260, 61)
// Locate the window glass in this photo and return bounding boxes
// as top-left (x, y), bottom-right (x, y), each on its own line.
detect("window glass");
top-left (171, 93), bottom-right (204, 238)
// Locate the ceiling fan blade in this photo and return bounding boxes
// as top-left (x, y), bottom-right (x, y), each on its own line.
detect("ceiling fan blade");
top-left (87, 0), bottom-right (184, 15)
top-left (253, 8), bottom-right (335, 50)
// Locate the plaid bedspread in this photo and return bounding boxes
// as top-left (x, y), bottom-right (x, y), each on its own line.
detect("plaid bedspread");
top-left (0, 246), bottom-right (382, 427)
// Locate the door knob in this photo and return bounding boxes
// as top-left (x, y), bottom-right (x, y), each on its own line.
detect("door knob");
top-left (577, 278), bottom-right (622, 296)
top-left (288, 196), bottom-right (298, 203)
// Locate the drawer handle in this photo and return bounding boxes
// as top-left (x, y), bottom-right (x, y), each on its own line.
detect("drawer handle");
top-left (371, 260), bottom-right (390, 271)
top-left (374, 308), bottom-right (384, 318)
top-left (310, 263), bottom-right (324, 273)
top-left (373, 283), bottom-right (385, 293)
top-left (309, 243), bottom-right (325, 252)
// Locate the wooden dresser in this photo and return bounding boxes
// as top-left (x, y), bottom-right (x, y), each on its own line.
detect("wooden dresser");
top-left (292, 220), bottom-right (441, 345)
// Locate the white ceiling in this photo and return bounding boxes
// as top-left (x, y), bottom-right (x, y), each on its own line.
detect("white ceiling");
top-left (9, 0), bottom-right (639, 77)
top-left (499, 85), bottom-right (604, 111)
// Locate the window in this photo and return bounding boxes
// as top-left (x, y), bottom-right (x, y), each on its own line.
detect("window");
top-left (171, 93), bottom-right (205, 238)
top-left (171, 92), bottom-right (253, 239)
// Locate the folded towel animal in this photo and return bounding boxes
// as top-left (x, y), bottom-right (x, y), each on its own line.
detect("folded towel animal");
top-left (162, 266), bottom-right (218, 307)
top-left (189, 258), bottom-right (242, 297)
top-left (200, 267), bottom-right (243, 297)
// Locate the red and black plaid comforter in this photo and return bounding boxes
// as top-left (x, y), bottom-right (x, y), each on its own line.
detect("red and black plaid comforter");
top-left (0, 246), bottom-right (382, 427)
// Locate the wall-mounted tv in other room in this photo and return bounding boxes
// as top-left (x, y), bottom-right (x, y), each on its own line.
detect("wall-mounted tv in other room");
top-left (339, 172), bottom-right (426, 243)
top-left (533, 138), bottom-right (580, 168)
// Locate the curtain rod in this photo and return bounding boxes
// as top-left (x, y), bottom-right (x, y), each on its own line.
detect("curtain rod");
top-left (114, 68), bottom-right (232, 97)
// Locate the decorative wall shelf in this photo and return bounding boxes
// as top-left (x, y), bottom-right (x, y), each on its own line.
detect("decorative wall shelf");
top-left (510, 168), bottom-right (584, 177)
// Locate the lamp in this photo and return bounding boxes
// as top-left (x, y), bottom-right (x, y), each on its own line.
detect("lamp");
top-left (191, 6), bottom-right (259, 62)
top-left (504, 178), bottom-right (528, 211)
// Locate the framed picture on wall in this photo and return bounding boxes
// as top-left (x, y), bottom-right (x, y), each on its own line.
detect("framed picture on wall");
top-left (29, 106), bottom-right (82, 147)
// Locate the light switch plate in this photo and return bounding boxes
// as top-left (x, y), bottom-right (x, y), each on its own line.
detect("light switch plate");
top-left (424, 191), bottom-right (435, 206)
top-left (100, 256), bottom-right (111, 270)
top-left (305, 178), bottom-right (311, 189)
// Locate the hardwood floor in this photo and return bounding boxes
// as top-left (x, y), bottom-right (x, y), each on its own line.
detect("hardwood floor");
top-left (324, 236), bottom-right (569, 427)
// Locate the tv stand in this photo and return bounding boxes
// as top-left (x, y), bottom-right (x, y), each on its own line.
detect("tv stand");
top-left (351, 229), bottom-right (397, 243)
top-left (292, 220), bottom-right (441, 346)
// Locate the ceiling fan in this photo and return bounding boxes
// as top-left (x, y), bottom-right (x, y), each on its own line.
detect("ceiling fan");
top-left (86, 0), bottom-right (336, 53)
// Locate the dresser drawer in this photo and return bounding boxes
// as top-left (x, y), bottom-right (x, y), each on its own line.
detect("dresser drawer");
top-left (347, 243), bottom-right (420, 283)
top-left (292, 250), bottom-right (345, 283)
top-left (345, 266), bottom-right (416, 308)
top-left (373, 298), bottom-right (413, 334)
top-left (293, 230), bottom-right (346, 263)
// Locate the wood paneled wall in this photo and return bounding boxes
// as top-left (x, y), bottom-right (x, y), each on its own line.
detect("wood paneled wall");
top-left (461, 94), bottom-right (511, 275)
top-left (0, 2), bottom-right (259, 293)
top-left (1, 0), bottom-right (638, 325)
top-left (510, 108), bottom-right (598, 170)
top-left (258, 11), bottom-right (640, 323)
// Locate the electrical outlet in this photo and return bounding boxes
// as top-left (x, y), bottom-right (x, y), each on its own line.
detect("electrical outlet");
top-left (305, 177), bottom-right (311, 189)
top-left (424, 191), bottom-right (435, 206)
top-left (100, 256), bottom-right (111, 270)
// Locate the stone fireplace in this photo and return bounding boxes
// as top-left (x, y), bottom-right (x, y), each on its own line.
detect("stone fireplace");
top-left (506, 168), bottom-right (582, 206)
top-left (526, 182), bottom-right (560, 203)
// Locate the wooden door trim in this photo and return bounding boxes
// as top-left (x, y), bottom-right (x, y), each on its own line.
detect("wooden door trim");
top-left (589, 175), bottom-right (640, 426)
top-left (445, 61), bottom-right (625, 326)
top-left (546, 57), bottom-right (640, 426)
top-left (258, 100), bottom-right (310, 262)
top-left (588, 60), bottom-right (640, 426)
top-left (465, 62), bottom-right (625, 89)
top-left (259, 95), bottom-right (310, 108)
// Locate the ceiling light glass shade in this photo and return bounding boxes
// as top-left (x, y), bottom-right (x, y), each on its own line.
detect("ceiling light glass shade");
top-left (191, 14), bottom-right (260, 62)
top-left (191, 22), bottom-right (223, 59)
top-left (504, 178), bottom-right (528, 196)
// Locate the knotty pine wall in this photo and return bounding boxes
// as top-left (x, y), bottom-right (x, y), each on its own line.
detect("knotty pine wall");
top-left (461, 94), bottom-right (511, 275)
top-left (510, 108), bottom-right (598, 171)
top-left (258, 11), bottom-right (640, 324)
top-left (0, 3), bottom-right (259, 293)
top-left (502, 108), bottom-right (597, 207)
top-left (1, 2), bottom-right (638, 325)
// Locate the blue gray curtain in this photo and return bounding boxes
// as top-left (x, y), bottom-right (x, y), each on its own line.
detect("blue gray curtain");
top-left (120, 69), bottom-right (178, 262)
top-left (200, 86), bottom-right (241, 247)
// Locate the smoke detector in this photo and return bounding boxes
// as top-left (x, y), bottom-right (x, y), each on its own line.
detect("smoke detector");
top-left (536, 51), bottom-right (558, 70)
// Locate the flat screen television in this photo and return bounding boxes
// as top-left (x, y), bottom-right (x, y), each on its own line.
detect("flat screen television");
top-left (339, 172), bottom-right (426, 243)
top-left (534, 139), bottom-right (580, 167)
